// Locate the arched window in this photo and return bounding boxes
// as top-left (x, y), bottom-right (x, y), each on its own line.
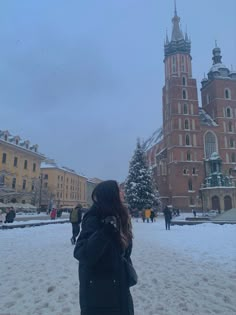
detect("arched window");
top-left (172, 56), bottom-right (176, 73)
top-left (226, 107), bottom-right (232, 118)
top-left (181, 56), bottom-right (185, 72)
top-left (182, 76), bottom-right (186, 86)
top-left (225, 88), bottom-right (231, 99)
top-left (232, 153), bottom-right (236, 163)
top-left (230, 138), bottom-right (234, 148)
top-left (184, 119), bottom-right (189, 130)
top-left (186, 134), bottom-right (190, 146)
top-left (204, 131), bottom-right (217, 159)
top-left (188, 179), bottom-right (193, 191)
top-left (183, 169), bottom-right (187, 174)
top-left (159, 163), bottom-right (162, 175)
top-left (183, 104), bottom-right (188, 114)
top-left (183, 89), bottom-right (187, 100)
top-left (229, 122), bottom-right (233, 132)
top-left (187, 151), bottom-right (191, 161)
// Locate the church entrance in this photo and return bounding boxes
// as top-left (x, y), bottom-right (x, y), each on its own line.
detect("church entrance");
top-left (224, 196), bottom-right (232, 211)
top-left (212, 196), bottom-right (220, 210)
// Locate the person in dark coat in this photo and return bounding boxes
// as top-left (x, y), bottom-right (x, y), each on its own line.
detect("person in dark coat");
top-left (5, 208), bottom-right (16, 223)
top-left (74, 180), bottom-right (135, 315)
top-left (70, 204), bottom-right (82, 245)
top-left (150, 209), bottom-right (155, 223)
top-left (163, 206), bottom-right (172, 230)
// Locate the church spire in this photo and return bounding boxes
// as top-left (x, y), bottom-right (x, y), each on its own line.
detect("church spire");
top-left (165, 29), bottom-right (169, 44)
top-left (174, 0), bottom-right (177, 16)
top-left (212, 42), bottom-right (222, 65)
top-left (164, 3), bottom-right (191, 57)
top-left (171, 1), bottom-right (183, 41)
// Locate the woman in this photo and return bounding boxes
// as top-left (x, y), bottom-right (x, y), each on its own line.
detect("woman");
top-left (74, 180), bottom-right (135, 315)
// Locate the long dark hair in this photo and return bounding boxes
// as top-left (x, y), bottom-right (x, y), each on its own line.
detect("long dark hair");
top-left (92, 180), bottom-right (133, 249)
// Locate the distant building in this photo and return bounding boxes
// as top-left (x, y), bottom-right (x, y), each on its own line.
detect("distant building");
top-left (86, 178), bottom-right (103, 208)
top-left (40, 160), bottom-right (87, 209)
top-left (0, 130), bottom-right (45, 204)
top-left (145, 5), bottom-right (236, 211)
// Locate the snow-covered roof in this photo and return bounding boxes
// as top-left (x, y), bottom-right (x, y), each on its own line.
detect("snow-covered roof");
top-left (156, 147), bottom-right (167, 160)
top-left (143, 127), bottom-right (163, 151)
top-left (209, 63), bottom-right (228, 73)
top-left (0, 130), bottom-right (44, 157)
top-left (41, 161), bottom-right (87, 178)
top-left (199, 108), bottom-right (218, 127)
top-left (209, 152), bottom-right (221, 160)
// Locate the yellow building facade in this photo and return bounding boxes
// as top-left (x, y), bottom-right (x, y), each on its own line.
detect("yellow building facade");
top-left (40, 160), bottom-right (87, 209)
top-left (0, 130), bottom-right (45, 204)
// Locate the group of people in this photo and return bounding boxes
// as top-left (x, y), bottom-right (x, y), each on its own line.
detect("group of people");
top-left (0, 207), bottom-right (16, 224)
top-left (141, 208), bottom-right (156, 223)
top-left (47, 207), bottom-right (63, 220)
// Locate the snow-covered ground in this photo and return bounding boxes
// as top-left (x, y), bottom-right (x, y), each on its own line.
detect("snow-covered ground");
top-left (0, 219), bottom-right (235, 315)
top-left (2, 218), bottom-right (68, 226)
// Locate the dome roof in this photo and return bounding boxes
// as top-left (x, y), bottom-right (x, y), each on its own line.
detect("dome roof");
top-left (209, 63), bottom-right (228, 73)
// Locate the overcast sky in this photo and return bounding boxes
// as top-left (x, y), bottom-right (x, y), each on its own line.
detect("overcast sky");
top-left (0, 0), bottom-right (235, 182)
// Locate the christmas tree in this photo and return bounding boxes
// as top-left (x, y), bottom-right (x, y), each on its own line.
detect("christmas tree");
top-left (125, 140), bottom-right (155, 211)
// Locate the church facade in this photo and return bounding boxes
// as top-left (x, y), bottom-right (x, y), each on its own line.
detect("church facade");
top-left (145, 7), bottom-right (236, 211)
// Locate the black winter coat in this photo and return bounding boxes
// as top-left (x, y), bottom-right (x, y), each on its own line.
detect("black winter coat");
top-left (5, 210), bottom-right (16, 223)
top-left (163, 207), bottom-right (172, 221)
top-left (74, 206), bottom-right (134, 315)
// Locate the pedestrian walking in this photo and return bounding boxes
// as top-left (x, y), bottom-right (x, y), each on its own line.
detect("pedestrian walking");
top-left (150, 209), bottom-right (155, 223)
top-left (70, 204), bottom-right (82, 245)
top-left (145, 208), bottom-right (151, 223)
top-left (5, 207), bottom-right (16, 223)
top-left (163, 206), bottom-right (172, 230)
top-left (50, 208), bottom-right (57, 220)
top-left (74, 180), bottom-right (136, 315)
top-left (141, 210), bottom-right (146, 223)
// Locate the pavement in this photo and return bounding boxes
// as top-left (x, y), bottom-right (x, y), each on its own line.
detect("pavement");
top-left (15, 213), bottom-right (70, 221)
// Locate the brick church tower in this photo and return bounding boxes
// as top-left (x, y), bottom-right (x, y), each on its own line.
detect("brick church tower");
top-left (161, 5), bottom-right (204, 208)
top-left (144, 4), bottom-right (236, 211)
top-left (201, 46), bottom-right (236, 169)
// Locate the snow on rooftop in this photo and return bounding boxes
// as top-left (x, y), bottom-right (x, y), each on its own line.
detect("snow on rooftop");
top-left (209, 63), bottom-right (228, 72)
top-left (143, 127), bottom-right (163, 151)
top-left (199, 108), bottom-right (218, 127)
top-left (40, 162), bottom-right (87, 178)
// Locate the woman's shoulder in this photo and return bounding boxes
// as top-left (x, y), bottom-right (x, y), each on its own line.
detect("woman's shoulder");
top-left (82, 205), bottom-right (100, 224)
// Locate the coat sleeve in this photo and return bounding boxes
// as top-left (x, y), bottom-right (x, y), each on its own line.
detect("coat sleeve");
top-left (73, 215), bottom-right (112, 266)
top-left (78, 209), bottom-right (82, 224)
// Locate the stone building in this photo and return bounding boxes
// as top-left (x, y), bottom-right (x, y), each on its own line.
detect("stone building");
top-left (40, 160), bottom-right (87, 209)
top-left (0, 130), bottom-right (45, 204)
top-left (145, 6), bottom-right (236, 211)
top-left (86, 178), bottom-right (103, 208)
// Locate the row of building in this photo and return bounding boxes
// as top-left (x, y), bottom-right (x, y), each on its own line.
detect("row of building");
top-left (0, 130), bottom-right (102, 209)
